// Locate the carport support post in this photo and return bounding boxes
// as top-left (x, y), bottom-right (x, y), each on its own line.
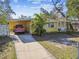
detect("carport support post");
top-left (7, 22), bottom-right (10, 36)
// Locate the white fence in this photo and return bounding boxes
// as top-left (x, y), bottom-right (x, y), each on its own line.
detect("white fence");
top-left (0, 25), bottom-right (9, 36)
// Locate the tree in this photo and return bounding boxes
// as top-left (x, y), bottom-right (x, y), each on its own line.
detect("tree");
top-left (0, 4), bottom-right (7, 24)
top-left (40, 8), bottom-right (58, 20)
top-left (67, 0), bottom-right (79, 31)
top-left (0, 0), bottom-right (15, 19)
top-left (0, 0), bottom-right (15, 24)
top-left (3, 0), bottom-right (15, 19)
top-left (67, 0), bottom-right (79, 18)
top-left (32, 13), bottom-right (46, 36)
top-left (3, 0), bottom-right (15, 14)
top-left (51, 0), bottom-right (65, 17)
top-left (0, 14), bottom-right (7, 24)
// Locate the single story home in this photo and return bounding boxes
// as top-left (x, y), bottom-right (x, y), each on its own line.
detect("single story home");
top-left (44, 18), bottom-right (67, 32)
top-left (9, 20), bottom-right (32, 33)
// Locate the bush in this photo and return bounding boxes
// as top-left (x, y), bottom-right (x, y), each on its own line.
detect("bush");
top-left (35, 27), bottom-right (46, 36)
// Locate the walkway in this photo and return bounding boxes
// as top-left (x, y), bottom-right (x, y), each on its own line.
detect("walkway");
top-left (11, 34), bottom-right (55, 59)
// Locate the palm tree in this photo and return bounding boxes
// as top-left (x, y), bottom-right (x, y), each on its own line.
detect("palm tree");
top-left (32, 13), bottom-right (46, 36)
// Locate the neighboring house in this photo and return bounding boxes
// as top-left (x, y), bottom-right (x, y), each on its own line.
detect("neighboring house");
top-left (43, 18), bottom-right (67, 32)
top-left (42, 8), bottom-right (68, 32)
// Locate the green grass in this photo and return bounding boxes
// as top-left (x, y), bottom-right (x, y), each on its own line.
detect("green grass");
top-left (36, 38), bottom-right (78, 59)
top-left (0, 36), bottom-right (17, 59)
top-left (8, 45), bottom-right (17, 59)
top-left (46, 28), bottom-right (58, 32)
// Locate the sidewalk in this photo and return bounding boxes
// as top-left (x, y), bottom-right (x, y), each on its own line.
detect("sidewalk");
top-left (13, 34), bottom-right (55, 59)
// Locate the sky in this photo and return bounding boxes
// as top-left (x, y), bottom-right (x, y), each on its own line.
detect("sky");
top-left (9, 0), bottom-right (67, 19)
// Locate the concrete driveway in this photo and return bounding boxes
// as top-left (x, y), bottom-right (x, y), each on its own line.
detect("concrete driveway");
top-left (11, 34), bottom-right (55, 59)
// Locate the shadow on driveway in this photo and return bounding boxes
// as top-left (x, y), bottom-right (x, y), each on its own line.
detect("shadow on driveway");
top-left (17, 34), bottom-right (36, 43)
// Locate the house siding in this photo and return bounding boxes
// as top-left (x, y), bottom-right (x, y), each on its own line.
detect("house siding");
top-left (44, 18), bottom-right (67, 32)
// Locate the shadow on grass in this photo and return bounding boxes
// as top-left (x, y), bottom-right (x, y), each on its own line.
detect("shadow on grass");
top-left (0, 36), bottom-right (13, 45)
top-left (32, 33), bottom-right (78, 59)
top-left (0, 36), bottom-right (13, 52)
top-left (0, 36), bottom-right (17, 59)
top-left (32, 32), bottom-right (79, 47)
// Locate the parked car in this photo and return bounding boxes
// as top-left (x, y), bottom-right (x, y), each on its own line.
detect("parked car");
top-left (14, 24), bottom-right (25, 34)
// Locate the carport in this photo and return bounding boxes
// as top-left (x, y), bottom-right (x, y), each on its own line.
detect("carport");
top-left (9, 20), bottom-right (31, 33)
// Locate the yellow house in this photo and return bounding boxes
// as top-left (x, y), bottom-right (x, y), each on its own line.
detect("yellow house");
top-left (9, 20), bottom-right (31, 33)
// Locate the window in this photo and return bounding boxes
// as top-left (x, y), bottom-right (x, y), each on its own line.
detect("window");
top-left (59, 22), bottom-right (64, 27)
top-left (48, 23), bottom-right (54, 28)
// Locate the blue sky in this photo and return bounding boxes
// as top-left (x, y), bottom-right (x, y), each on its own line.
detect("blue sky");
top-left (10, 0), bottom-right (67, 19)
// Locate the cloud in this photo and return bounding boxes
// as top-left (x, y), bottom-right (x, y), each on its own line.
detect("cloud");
top-left (1, 0), bottom-right (4, 2)
top-left (30, 4), bottom-right (53, 12)
top-left (23, 5), bottom-right (27, 8)
top-left (13, 0), bottom-right (18, 3)
top-left (28, 0), bottom-right (43, 2)
top-left (16, 5), bottom-right (20, 8)
top-left (12, 7), bottom-right (40, 19)
top-left (30, 0), bottom-right (52, 3)
top-left (28, 0), bottom-right (43, 4)
top-left (41, 4), bottom-right (53, 11)
top-left (11, 0), bottom-right (54, 18)
top-left (30, 6), bottom-right (40, 10)
top-left (31, 1), bottom-right (41, 4)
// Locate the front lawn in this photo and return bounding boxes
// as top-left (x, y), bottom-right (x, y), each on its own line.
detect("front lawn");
top-left (0, 36), bottom-right (16, 59)
top-left (34, 35), bottom-right (78, 59)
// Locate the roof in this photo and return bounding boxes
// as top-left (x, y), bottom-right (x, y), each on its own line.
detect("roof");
top-left (9, 19), bottom-right (31, 21)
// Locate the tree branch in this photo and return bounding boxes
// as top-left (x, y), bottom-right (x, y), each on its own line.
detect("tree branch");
top-left (51, 0), bottom-right (65, 17)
